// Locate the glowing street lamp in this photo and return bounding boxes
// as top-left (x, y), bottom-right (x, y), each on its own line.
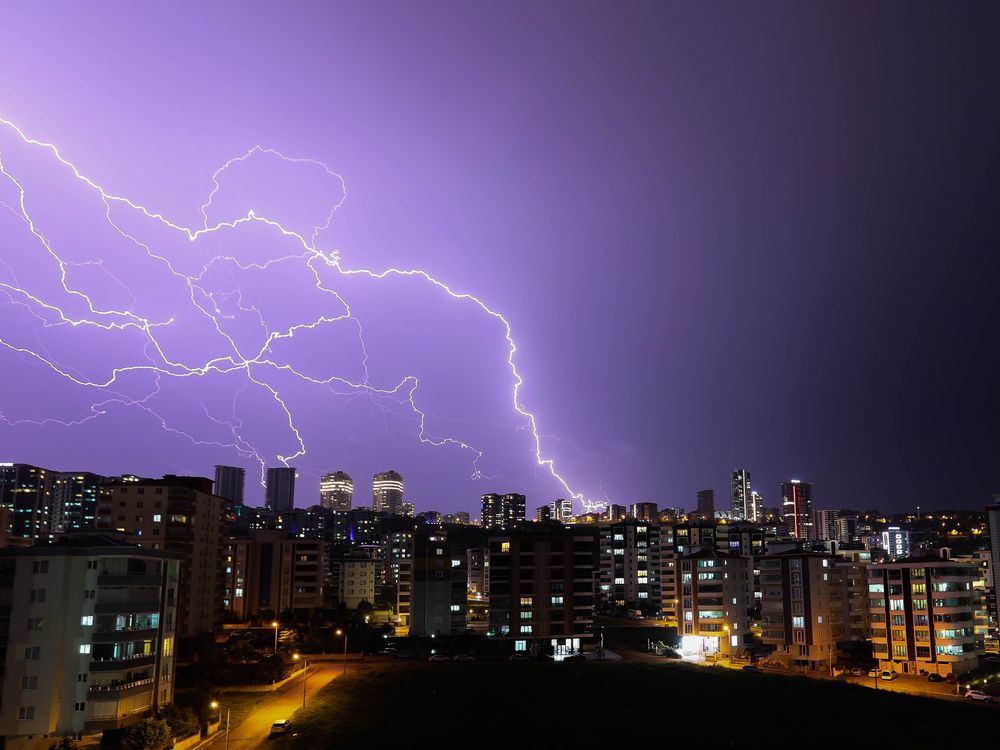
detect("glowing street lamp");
top-left (272, 620), bottom-right (280, 654)
top-left (209, 701), bottom-right (231, 750)
top-left (292, 653), bottom-right (308, 708)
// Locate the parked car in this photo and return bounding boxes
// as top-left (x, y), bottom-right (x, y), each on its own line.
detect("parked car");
top-left (741, 665), bottom-right (761, 672)
top-left (509, 652), bottom-right (531, 662)
top-left (453, 653), bottom-right (474, 662)
top-left (965, 689), bottom-right (990, 702)
top-left (377, 647), bottom-right (397, 656)
top-left (850, 668), bottom-right (865, 677)
top-left (985, 656), bottom-right (1000, 665)
top-left (927, 673), bottom-right (945, 683)
top-left (428, 654), bottom-right (451, 662)
top-left (867, 668), bottom-right (879, 678)
top-left (881, 670), bottom-right (898, 681)
top-left (270, 720), bottom-right (292, 736)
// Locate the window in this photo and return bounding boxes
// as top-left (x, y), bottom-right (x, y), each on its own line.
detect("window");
top-left (27, 617), bottom-right (44, 631)
top-left (514, 640), bottom-right (527, 652)
top-left (551, 596), bottom-right (564, 605)
top-left (500, 542), bottom-right (510, 553)
top-left (450, 605), bottom-right (460, 612)
top-left (519, 597), bottom-right (533, 606)
top-left (31, 560), bottom-right (48, 574)
top-left (519, 625), bottom-right (532, 634)
top-left (614, 577), bottom-right (625, 585)
top-left (153, 514), bottom-right (162, 522)
top-left (792, 616), bottom-right (804, 629)
top-left (79, 644), bottom-right (92, 654)
top-left (87, 560), bottom-right (98, 569)
top-left (891, 615), bottom-right (905, 626)
top-left (20, 676), bottom-right (38, 689)
top-left (77, 674), bottom-right (88, 683)
top-left (74, 702), bottom-right (86, 712)
top-left (889, 599), bottom-right (905, 611)
top-left (520, 611), bottom-right (533, 620)
top-left (29, 589), bottom-right (46, 603)
top-left (24, 647), bottom-right (40, 660)
top-left (18, 706), bottom-right (35, 720)
top-left (81, 616), bottom-right (93, 626)
top-left (893, 645), bottom-right (907, 657)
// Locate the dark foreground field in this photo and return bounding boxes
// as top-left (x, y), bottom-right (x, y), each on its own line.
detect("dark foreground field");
top-left (272, 660), bottom-right (993, 745)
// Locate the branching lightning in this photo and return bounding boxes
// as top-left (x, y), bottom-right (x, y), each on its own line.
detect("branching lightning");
top-left (0, 116), bottom-right (587, 506)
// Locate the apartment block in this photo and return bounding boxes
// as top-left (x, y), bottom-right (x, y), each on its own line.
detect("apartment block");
top-left (868, 558), bottom-right (980, 676)
top-left (224, 531), bottom-right (324, 620)
top-left (97, 476), bottom-right (228, 638)
top-left (409, 528), bottom-right (468, 636)
top-left (598, 519), bottom-right (662, 615)
top-left (488, 525), bottom-right (597, 656)
top-left (677, 550), bottom-right (752, 659)
top-left (0, 536), bottom-right (180, 747)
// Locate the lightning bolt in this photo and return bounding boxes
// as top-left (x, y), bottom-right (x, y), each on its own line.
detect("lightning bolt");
top-left (0, 116), bottom-right (586, 506)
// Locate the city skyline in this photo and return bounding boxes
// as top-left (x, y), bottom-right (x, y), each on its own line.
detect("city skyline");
top-left (0, 3), bottom-right (996, 514)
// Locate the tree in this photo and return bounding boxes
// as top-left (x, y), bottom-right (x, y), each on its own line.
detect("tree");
top-left (49, 737), bottom-right (78, 750)
top-left (121, 719), bottom-right (171, 750)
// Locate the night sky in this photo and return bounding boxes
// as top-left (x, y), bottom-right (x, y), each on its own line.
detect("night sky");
top-left (0, 1), bottom-right (997, 513)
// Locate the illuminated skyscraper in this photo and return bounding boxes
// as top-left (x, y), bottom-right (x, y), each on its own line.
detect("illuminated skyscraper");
top-left (320, 470), bottom-right (353, 511)
top-left (50, 471), bottom-right (104, 533)
top-left (549, 498), bottom-right (574, 522)
top-left (214, 465), bottom-right (245, 509)
top-left (748, 490), bottom-right (764, 524)
top-left (265, 467), bottom-right (296, 512)
top-left (781, 480), bottom-right (814, 540)
top-left (730, 469), bottom-right (751, 521)
top-left (481, 493), bottom-right (526, 530)
top-left (373, 470), bottom-right (404, 514)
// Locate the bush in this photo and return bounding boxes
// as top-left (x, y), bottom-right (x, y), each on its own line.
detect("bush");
top-left (121, 719), bottom-right (171, 750)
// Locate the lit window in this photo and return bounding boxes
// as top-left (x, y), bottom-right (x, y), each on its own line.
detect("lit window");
top-left (501, 542), bottom-right (510, 553)
top-left (520, 625), bottom-right (532, 634)
top-left (79, 644), bottom-right (91, 654)
top-left (80, 616), bottom-right (93, 626)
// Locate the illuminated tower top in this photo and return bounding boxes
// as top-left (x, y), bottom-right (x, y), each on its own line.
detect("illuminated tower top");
top-left (731, 469), bottom-right (751, 521)
top-left (320, 470), bottom-right (354, 512)
top-left (373, 470), bottom-right (404, 514)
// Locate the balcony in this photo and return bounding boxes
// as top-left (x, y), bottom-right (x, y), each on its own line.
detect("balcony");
top-left (88, 677), bottom-right (155, 699)
top-left (92, 628), bottom-right (158, 643)
top-left (94, 600), bottom-right (161, 614)
top-left (90, 654), bottom-right (156, 672)
top-left (98, 574), bottom-right (162, 587)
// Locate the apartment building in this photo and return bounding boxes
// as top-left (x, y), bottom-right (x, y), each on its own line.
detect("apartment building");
top-left (868, 557), bottom-right (980, 676)
top-left (598, 519), bottom-right (663, 615)
top-left (677, 550), bottom-right (752, 659)
top-left (224, 531), bottom-right (324, 619)
top-left (0, 536), bottom-right (180, 747)
top-left (96, 476), bottom-right (228, 638)
top-left (488, 524), bottom-right (597, 657)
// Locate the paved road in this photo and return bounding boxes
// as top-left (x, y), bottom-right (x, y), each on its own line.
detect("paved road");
top-left (207, 663), bottom-right (345, 750)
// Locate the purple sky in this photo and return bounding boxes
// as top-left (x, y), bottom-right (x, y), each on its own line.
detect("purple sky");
top-left (0, 1), bottom-right (997, 514)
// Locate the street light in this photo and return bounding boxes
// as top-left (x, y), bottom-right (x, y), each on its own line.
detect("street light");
top-left (723, 625), bottom-right (731, 664)
top-left (336, 628), bottom-right (347, 676)
top-left (272, 620), bottom-right (280, 654)
top-left (209, 701), bottom-right (231, 750)
top-left (292, 653), bottom-right (308, 708)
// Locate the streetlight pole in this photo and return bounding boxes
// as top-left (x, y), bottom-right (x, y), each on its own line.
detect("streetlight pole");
top-left (210, 702), bottom-right (230, 750)
top-left (272, 620), bottom-right (279, 655)
top-left (336, 629), bottom-right (347, 676)
top-left (293, 654), bottom-right (308, 708)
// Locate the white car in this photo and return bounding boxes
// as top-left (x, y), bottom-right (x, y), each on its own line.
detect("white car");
top-left (428, 654), bottom-right (451, 662)
top-left (880, 671), bottom-right (898, 681)
top-left (270, 719), bottom-right (292, 735)
top-left (453, 653), bottom-right (474, 662)
top-left (965, 690), bottom-right (991, 702)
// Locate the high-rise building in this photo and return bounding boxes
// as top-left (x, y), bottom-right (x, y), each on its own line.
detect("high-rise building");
top-left (549, 498), bottom-right (574, 522)
top-left (214, 465), bottom-right (246, 509)
top-left (224, 531), bottom-right (325, 620)
top-left (748, 491), bottom-right (764, 524)
top-left (696, 489), bottom-right (715, 521)
top-left (0, 463), bottom-right (53, 541)
top-left (96, 475), bottom-right (228, 638)
top-left (534, 506), bottom-right (552, 522)
top-left (372, 470), bottom-right (404, 514)
top-left (781, 480), bottom-right (814, 540)
top-left (630, 502), bottom-right (658, 522)
top-left (881, 526), bottom-right (911, 559)
top-left (0, 535), bottom-right (180, 740)
top-left (50, 471), bottom-right (105, 533)
top-left (731, 469), bottom-right (751, 521)
top-left (835, 514), bottom-right (859, 544)
top-left (481, 493), bottom-right (526, 530)
top-left (401, 502), bottom-right (414, 518)
top-left (813, 509), bottom-right (839, 541)
top-left (265, 467), bottom-right (296, 512)
top-left (319, 470), bottom-right (353, 511)
top-left (607, 504), bottom-right (628, 522)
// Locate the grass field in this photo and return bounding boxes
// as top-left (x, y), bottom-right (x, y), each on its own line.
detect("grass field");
top-left (272, 660), bottom-right (994, 744)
